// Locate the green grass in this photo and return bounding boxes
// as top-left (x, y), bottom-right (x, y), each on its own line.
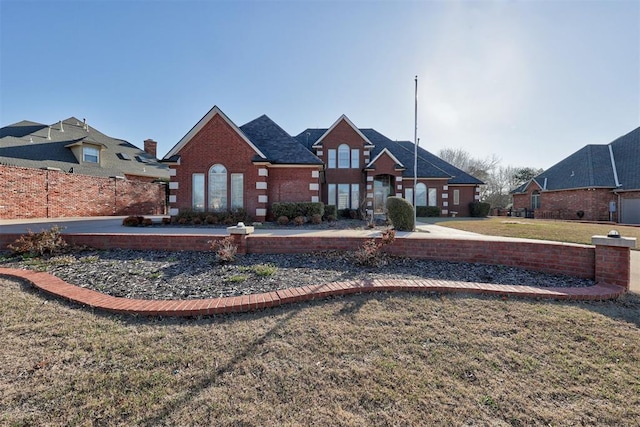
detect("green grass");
top-left (431, 217), bottom-right (640, 246)
top-left (1, 277), bottom-right (639, 426)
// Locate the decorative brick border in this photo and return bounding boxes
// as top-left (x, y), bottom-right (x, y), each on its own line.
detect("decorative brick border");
top-left (0, 267), bottom-right (626, 317)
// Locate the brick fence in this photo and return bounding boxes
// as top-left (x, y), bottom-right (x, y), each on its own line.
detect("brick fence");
top-left (0, 164), bottom-right (166, 219)
top-left (1, 231), bottom-right (632, 290)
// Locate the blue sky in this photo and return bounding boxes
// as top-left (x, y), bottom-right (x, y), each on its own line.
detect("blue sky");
top-left (1, 0), bottom-right (638, 170)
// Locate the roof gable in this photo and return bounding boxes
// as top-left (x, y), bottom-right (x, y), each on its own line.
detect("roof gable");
top-left (610, 126), bottom-right (640, 190)
top-left (366, 147), bottom-right (404, 169)
top-left (163, 106), bottom-right (266, 160)
top-left (312, 115), bottom-right (374, 148)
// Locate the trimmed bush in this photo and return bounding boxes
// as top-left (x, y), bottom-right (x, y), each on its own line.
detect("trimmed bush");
top-left (293, 216), bottom-right (305, 226)
top-left (386, 196), bottom-right (415, 231)
top-left (469, 202), bottom-right (491, 217)
top-left (324, 205), bottom-right (337, 219)
top-left (311, 214), bottom-right (322, 225)
top-left (272, 202), bottom-right (324, 220)
top-left (277, 215), bottom-right (289, 225)
top-left (416, 206), bottom-right (441, 217)
top-left (122, 216), bottom-right (140, 227)
top-left (141, 218), bottom-right (153, 226)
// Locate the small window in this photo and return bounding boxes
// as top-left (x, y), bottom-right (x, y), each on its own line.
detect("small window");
top-left (328, 149), bottom-right (337, 169)
top-left (231, 173), bottom-right (243, 210)
top-left (452, 189), bottom-right (459, 206)
top-left (337, 184), bottom-right (350, 209)
top-left (415, 183), bottom-right (427, 206)
top-left (192, 174), bottom-right (205, 211)
top-left (328, 184), bottom-right (336, 206)
top-left (405, 188), bottom-right (414, 205)
top-left (83, 146), bottom-right (99, 163)
top-left (531, 190), bottom-right (540, 210)
top-left (429, 187), bottom-right (438, 206)
top-left (351, 184), bottom-right (360, 210)
top-left (338, 144), bottom-right (350, 169)
top-left (351, 149), bottom-right (359, 168)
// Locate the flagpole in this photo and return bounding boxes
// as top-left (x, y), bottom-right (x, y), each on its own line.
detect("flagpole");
top-left (413, 75), bottom-right (418, 231)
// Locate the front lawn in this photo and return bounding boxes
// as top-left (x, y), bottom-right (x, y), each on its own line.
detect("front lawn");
top-left (2, 277), bottom-right (639, 426)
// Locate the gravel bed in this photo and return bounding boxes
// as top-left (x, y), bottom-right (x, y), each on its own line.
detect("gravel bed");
top-left (1, 249), bottom-right (594, 300)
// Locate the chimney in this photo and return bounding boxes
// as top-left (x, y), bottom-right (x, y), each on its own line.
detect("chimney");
top-left (144, 139), bottom-right (158, 158)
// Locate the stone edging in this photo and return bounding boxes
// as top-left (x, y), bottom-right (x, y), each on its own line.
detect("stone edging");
top-left (0, 268), bottom-right (626, 317)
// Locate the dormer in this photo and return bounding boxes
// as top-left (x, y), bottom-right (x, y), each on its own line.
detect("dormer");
top-left (65, 138), bottom-right (106, 166)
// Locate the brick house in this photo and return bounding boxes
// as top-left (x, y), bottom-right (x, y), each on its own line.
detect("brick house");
top-left (511, 127), bottom-right (640, 224)
top-left (0, 117), bottom-right (169, 218)
top-left (162, 106), bottom-right (483, 221)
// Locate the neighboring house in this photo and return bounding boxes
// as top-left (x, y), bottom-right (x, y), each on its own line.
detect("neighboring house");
top-left (0, 117), bottom-right (169, 181)
top-left (162, 106), bottom-right (483, 221)
top-left (511, 127), bottom-right (640, 224)
top-left (0, 117), bottom-right (169, 219)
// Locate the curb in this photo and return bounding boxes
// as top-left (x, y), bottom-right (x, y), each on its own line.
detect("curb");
top-left (0, 268), bottom-right (627, 317)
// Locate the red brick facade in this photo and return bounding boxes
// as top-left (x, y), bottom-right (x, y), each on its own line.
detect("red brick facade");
top-left (0, 165), bottom-right (166, 219)
top-left (512, 182), bottom-right (622, 222)
top-left (166, 110), bottom-right (319, 221)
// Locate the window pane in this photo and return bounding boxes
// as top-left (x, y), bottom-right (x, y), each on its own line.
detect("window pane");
top-left (351, 149), bottom-right (359, 169)
top-left (405, 188), bottom-right (414, 206)
top-left (328, 184), bottom-right (336, 206)
top-left (338, 144), bottom-right (349, 169)
top-left (415, 183), bottom-right (427, 206)
top-left (192, 174), bottom-right (205, 211)
top-left (208, 164), bottom-right (227, 211)
top-left (328, 150), bottom-right (336, 169)
top-left (83, 146), bottom-right (99, 163)
top-left (452, 189), bottom-right (459, 206)
top-left (231, 173), bottom-right (243, 210)
top-left (430, 188), bottom-right (439, 207)
top-left (337, 184), bottom-right (349, 210)
top-left (351, 184), bottom-right (359, 210)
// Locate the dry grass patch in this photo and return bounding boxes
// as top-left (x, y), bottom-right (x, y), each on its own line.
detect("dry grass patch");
top-left (1, 277), bottom-right (639, 426)
top-left (434, 217), bottom-right (640, 246)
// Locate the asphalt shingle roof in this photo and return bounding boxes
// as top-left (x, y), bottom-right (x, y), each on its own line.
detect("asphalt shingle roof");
top-left (513, 126), bottom-right (639, 193)
top-left (0, 117), bottom-right (169, 180)
top-left (295, 127), bottom-right (484, 185)
top-left (240, 115), bottom-right (323, 165)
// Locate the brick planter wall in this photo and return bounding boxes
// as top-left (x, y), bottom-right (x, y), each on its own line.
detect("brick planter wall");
top-left (0, 165), bottom-right (166, 219)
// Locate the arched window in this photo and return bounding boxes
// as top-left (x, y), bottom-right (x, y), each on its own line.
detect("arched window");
top-left (531, 190), bottom-right (540, 210)
top-left (415, 183), bottom-right (427, 206)
top-left (338, 144), bottom-right (350, 168)
top-left (208, 164), bottom-right (227, 211)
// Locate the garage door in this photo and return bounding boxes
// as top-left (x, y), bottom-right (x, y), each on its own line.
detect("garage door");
top-left (621, 198), bottom-right (640, 224)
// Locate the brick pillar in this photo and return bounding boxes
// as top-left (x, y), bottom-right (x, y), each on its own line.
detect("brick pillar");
top-left (227, 223), bottom-right (255, 255)
top-left (144, 139), bottom-right (158, 158)
top-left (592, 235), bottom-right (636, 290)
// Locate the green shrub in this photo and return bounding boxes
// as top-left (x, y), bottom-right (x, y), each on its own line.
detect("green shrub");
top-left (327, 214), bottom-right (337, 222)
top-left (141, 218), bottom-right (153, 226)
top-left (311, 214), bottom-right (322, 225)
top-left (386, 196), bottom-right (415, 231)
top-left (293, 216), bottom-right (305, 226)
top-left (469, 202), bottom-right (491, 217)
top-left (9, 226), bottom-right (68, 256)
top-left (416, 206), bottom-right (441, 217)
top-left (324, 205), bottom-right (337, 219)
top-left (205, 215), bottom-right (218, 225)
top-left (272, 202), bottom-right (324, 220)
top-left (277, 215), bottom-right (289, 225)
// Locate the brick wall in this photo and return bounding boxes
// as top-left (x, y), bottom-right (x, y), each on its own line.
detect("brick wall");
top-left (0, 165), bottom-right (166, 219)
top-left (513, 185), bottom-right (617, 221)
top-left (267, 167), bottom-right (319, 205)
top-left (1, 232), bottom-right (631, 288)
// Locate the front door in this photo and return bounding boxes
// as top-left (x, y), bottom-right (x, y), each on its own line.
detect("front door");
top-left (373, 175), bottom-right (392, 214)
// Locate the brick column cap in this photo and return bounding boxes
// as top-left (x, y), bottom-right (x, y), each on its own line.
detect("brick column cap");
top-left (591, 235), bottom-right (636, 248)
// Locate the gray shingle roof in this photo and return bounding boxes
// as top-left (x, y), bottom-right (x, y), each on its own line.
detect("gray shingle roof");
top-left (513, 126), bottom-right (639, 193)
top-left (0, 117), bottom-right (169, 180)
top-left (295, 127), bottom-right (484, 185)
top-left (240, 115), bottom-right (323, 165)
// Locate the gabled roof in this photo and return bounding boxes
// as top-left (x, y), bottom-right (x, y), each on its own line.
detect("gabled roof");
top-left (366, 147), bottom-right (405, 170)
top-left (311, 115), bottom-right (375, 148)
top-left (0, 117), bottom-right (169, 179)
top-left (296, 126), bottom-right (484, 184)
top-left (163, 106), bottom-right (267, 160)
top-left (239, 115), bottom-right (323, 165)
top-left (513, 127), bottom-right (639, 193)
